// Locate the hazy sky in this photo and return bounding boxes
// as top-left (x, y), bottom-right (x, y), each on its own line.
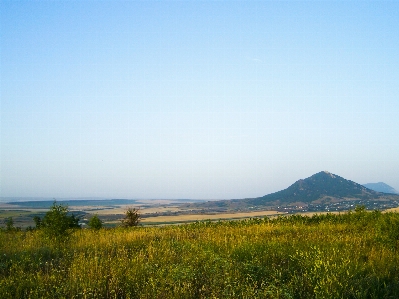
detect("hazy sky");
top-left (1, 1), bottom-right (398, 200)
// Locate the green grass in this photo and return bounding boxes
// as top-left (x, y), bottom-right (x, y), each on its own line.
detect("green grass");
top-left (0, 210), bottom-right (33, 218)
top-left (1, 209), bottom-right (399, 298)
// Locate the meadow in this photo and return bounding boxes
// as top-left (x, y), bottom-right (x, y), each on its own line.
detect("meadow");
top-left (1, 208), bottom-right (399, 298)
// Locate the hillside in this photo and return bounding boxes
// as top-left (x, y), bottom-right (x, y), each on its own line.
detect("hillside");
top-left (189, 171), bottom-right (399, 212)
top-left (245, 171), bottom-right (379, 206)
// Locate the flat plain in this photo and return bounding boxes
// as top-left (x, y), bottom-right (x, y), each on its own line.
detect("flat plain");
top-left (1, 199), bottom-right (399, 228)
top-left (0, 200), bottom-right (284, 227)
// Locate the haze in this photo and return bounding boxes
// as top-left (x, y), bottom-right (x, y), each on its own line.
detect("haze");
top-left (1, 1), bottom-right (398, 200)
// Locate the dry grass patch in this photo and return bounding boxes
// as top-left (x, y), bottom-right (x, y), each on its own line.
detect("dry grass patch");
top-left (384, 207), bottom-right (399, 213)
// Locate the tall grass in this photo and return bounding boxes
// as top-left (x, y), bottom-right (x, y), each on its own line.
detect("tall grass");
top-left (1, 210), bottom-right (399, 298)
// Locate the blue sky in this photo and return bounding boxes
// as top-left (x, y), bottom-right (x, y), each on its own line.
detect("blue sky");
top-left (1, 1), bottom-right (398, 199)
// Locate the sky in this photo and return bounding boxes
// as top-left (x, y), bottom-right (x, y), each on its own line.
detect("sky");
top-left (1, 1), bottom-right (398, 200)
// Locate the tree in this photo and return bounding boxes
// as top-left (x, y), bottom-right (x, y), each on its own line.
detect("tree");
top-left (88, 214), bottom-right (103, 230)
top-left (33, 216), bottom-right (42, 228)
top-left (121, 207), bottom-right (141, 227)
top-left (40, 202), bottom-right (80, 240)
top-left (5, 217), bottom-right (15, 232)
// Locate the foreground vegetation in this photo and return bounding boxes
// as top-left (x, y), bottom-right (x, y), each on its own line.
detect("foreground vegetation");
top-left (1, 208), bottom-right (399, 298)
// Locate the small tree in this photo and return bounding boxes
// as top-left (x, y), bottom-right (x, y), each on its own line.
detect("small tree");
top-left (5, 217), bottom-right (15, 232)
top-left (88, 214), bottom-right (103, 230)
top-left (33, 216), bottom-right (42, 228)
top-left (121, 207), bottom-right (141, 227)
top-left (41, 202), bottom-right (80, 241)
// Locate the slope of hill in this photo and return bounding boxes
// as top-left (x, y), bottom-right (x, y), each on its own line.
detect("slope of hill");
top-left (188, 171), bottom-right (399, 212)
top-left (245, 171), bottom-right (380, 206)
top-left (363, 182), bottom-right (398, 194)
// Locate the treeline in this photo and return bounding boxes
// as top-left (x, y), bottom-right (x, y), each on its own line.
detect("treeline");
top-left (1, 207), bottom-right (399, 298)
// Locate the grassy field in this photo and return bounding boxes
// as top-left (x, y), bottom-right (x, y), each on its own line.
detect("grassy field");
top-left (141, 210), bottom-right (284, 224)
top-left (1, 209), bottom-right (399, 298)
top-left (0, 210), bottom-right (32, 218)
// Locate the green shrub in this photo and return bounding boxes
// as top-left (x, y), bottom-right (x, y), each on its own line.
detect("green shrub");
top-left (40, 202), bottom-right (80, 241)
top-left (4, 217), bottom-right (15, 232)
top-left (87, 214), bottom-right (103, 230)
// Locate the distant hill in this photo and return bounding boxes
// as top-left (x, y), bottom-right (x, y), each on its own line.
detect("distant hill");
top-left (243, 171), bottom-right (382, 206)
top-left (188, 171), bottom-right (399, 211)
top-left (363, 182), bottom-right (398, 194)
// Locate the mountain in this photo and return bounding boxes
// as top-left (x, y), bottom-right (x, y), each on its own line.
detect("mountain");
top-left (244, 171), bottom-right (380, 206)
top-left (187, 171), bottom-right (399, 212)
top-left (363, 182), bottom-right (398, 194)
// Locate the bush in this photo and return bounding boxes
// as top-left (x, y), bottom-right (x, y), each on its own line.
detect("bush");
top-left (88, 214), bottom-right (103, 230)
top-left (4, 217), bottom-right (15, 232)
top-left (33, 216), bottom-right (42, 229)
top-left (40, 202), bottom-right (80, 241)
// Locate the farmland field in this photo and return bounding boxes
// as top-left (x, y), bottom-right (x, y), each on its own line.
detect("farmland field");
top-left (0, 200), bottom-right (283, 227)
top-left (1, 209), bottom-right (399, 298)
top-left (385, 206), bottom-right (399, 213)
top-left (140, 210), bottom-right (284, 225)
